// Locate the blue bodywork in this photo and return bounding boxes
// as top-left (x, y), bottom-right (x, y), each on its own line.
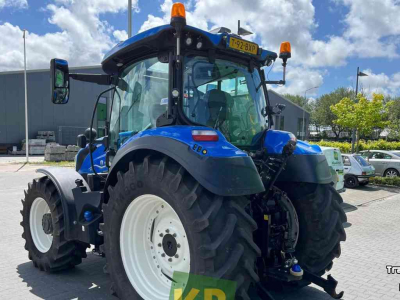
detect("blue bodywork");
top-left (264, 130), bottom-right (322, 155)
top-left (78, 128), bottom-right (322, 174)
top-left (78, 143), bottom-right (108, 174)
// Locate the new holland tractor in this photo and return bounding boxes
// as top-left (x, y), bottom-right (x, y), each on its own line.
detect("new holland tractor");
top-left (20, 3), bottom-right (346, 299)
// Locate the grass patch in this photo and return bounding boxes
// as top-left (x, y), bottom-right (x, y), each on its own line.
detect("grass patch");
top-left (27, 161), bottom-right (75, 167)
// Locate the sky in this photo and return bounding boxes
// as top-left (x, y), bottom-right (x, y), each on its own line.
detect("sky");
top-left (0, 0), bottom-right (399, 98)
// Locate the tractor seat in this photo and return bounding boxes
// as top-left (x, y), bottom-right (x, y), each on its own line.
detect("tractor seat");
top-left (206, 89), bottom-right (232, 127)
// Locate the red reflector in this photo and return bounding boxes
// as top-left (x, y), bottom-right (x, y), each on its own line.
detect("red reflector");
top-left (192, 130), bottom-right (219, 142)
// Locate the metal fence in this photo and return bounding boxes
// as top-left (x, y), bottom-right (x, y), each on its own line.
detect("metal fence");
top-left (58, 126), bottom-right (86, 146)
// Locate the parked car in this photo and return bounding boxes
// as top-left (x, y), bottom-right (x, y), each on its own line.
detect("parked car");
top-left (390, 150), bottom-right (400, 158)
top-left (320, 147), bottom-right (345, 193)
top-left (360, 150), bottom-right (400, 177)
top-left (342, 154), bottom-right (375, 188)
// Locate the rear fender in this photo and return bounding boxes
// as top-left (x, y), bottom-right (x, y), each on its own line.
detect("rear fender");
top-left (104, 126), bottom-right (265, 200)
top-left (37, 168), bottom-right (102, 244)
top-left (264, 130), bottom-right (333, 184)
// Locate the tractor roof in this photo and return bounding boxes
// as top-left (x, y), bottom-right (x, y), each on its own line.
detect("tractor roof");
top-left (101, 24), bottom-right (277, 75)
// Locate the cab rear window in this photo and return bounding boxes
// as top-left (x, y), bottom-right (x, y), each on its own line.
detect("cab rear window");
top-left (354, 155), bottom-right (369, 167)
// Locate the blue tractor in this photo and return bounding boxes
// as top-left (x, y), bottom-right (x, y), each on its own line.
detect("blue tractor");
top-left (20, 3), bottom-right (346, 299)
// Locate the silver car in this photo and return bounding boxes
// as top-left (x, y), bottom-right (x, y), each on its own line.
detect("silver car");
top-left (360, 150), bottom-right (400, 177)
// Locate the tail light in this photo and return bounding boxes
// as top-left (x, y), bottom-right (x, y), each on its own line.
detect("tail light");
top-left (191, 130), bottom-right (219, 142)
top-left (362, 172), bottom-right (366, 175)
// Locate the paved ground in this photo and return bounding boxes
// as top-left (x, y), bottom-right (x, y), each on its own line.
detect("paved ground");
top-left (0, 155), bottom-right (45, 164)
top-left (1, 164), bottom-right (400, 300)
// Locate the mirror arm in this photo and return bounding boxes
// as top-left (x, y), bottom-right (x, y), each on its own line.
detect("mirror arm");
top-left (69, 73), bottom-right (115, 85)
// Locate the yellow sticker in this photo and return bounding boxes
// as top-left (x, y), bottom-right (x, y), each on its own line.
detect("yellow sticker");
top-left (264, 215), bottom-right (269, 221)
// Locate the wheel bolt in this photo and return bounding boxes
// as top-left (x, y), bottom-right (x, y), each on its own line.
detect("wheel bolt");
top-left (168, 258), bottom-right (172, 262)
top-left (177, 244), bottom-right (181, 248)
top-left (158, 243), bottom-right (162, 247)
top-left (160, 233), bottom-right (164, 237)
top-left (162, 253), bottom-right (166, 257)
top-left (166, 229), bottom-right (170, 233)
top-left (175, 254), bottom-right (179, 258)
top-left (173, 233), bottom-right (177, 238)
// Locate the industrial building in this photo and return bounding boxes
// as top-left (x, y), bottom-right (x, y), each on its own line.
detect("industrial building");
top-left (0, 66), bottom-right (309, 148)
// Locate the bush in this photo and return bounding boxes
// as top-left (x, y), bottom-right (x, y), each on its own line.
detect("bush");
top-left (369, 177), bottom-right (400, 187)
top-left (310, 140), bottom-right (400, 154)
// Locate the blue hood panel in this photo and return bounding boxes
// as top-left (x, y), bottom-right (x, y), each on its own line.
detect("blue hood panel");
top-left (264, 130), bottom-right (322, 155)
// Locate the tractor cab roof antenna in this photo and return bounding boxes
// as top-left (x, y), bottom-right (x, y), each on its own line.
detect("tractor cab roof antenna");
top-left (238, 20), bottom-right (253, 36)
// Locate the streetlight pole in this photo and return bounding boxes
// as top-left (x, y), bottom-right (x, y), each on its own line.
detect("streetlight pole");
top-left (128, 0), bottom-right (132, 38)
top-left (23, 29), bottom-right (29, 163)
top-left (351, 67), bottom-right (368, 152)
top-left (303, 86), bottom-right (319, 140)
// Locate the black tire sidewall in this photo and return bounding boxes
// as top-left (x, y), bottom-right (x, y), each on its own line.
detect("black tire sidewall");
top-left (22, 183), bottom-right (55, 261)
top-left (105, 164), bottom-right (211, 300)
top-left (345, 175), bottom-right (358, 188)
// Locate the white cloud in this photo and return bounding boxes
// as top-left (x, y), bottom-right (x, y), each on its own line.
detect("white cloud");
top-left (349, 69), bottom-right (400, 97)
top-left (341, 0), bottom-right (400, 58)
top-left (137, 0), bottom-right (400, 95)
top-left (0, 0), bottom-right (138, 71)
top-left (0, 0), bottom-right (27, 9)
top-left (113, 30), bottom-right (128, 42)
top-left (269, 66), bottom-right (324, 96)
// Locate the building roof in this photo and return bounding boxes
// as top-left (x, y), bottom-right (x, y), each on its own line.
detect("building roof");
top-left (268, 89), bottom-right (310, 115)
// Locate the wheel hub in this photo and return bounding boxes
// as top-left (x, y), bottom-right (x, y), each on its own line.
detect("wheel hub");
top-left (30, 197), bottom-right (53, 253)
top-left (120, 194), bottom-right (190, 300)
top-left (162, 234), bottom-right (178, 257)
top-left (42, 213), bottom-right (53, 234)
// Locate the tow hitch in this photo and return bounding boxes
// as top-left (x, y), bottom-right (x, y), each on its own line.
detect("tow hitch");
top-left (303, 270), bottom-right (344, 299)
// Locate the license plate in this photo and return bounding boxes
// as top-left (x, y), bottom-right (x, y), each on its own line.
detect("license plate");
top-left (228, 37), bottom-right (258, 55)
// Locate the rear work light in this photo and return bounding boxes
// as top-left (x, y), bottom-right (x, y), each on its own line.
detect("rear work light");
top-left (192, 130), bottom-right (219, 142)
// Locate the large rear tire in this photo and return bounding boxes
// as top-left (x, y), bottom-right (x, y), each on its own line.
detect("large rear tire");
top-left (21, 177), bottom-right (88, 272)
top-left (101, 154), bottom-right (260, 300)
top-left (278, 183), bottom-right (346, 275)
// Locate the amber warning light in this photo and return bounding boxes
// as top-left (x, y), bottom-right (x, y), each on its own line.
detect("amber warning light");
top-left (171, 3), bottom-right (186, 19)
top-left (279, 41), bottom-right (291, 60)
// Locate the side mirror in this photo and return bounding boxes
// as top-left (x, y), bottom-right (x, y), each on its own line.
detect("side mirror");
top-left (50, 58), bottom-right (70, 104)
top-left (77, 134), bottom-right (87, 148)
top-left (276, 103), bottom-right (286, 113)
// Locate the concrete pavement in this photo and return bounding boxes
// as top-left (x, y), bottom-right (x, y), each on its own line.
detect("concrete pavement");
top-left (1, 165), bottom-right (400, 299)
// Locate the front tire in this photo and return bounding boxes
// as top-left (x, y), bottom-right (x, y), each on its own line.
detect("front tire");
top-left (102, 154), bottom-right (260, 300)
top-left (21, 177), bottom-right (88, 271)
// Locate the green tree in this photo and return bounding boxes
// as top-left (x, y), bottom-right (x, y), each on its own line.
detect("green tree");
top-left (386, 96), bottom-right (400, 139)
top-left (330, 93), bottom-right (393, 152)
top-left (313, 87), bottom-right (354, 138)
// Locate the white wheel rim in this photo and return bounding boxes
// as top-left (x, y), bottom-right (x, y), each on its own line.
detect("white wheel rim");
top-left (120, 194), bottom-right (190, 300)
top-left (387, 170), bottom-right (398, 177)
top-left (30, 197), bottom-right (53, 253)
